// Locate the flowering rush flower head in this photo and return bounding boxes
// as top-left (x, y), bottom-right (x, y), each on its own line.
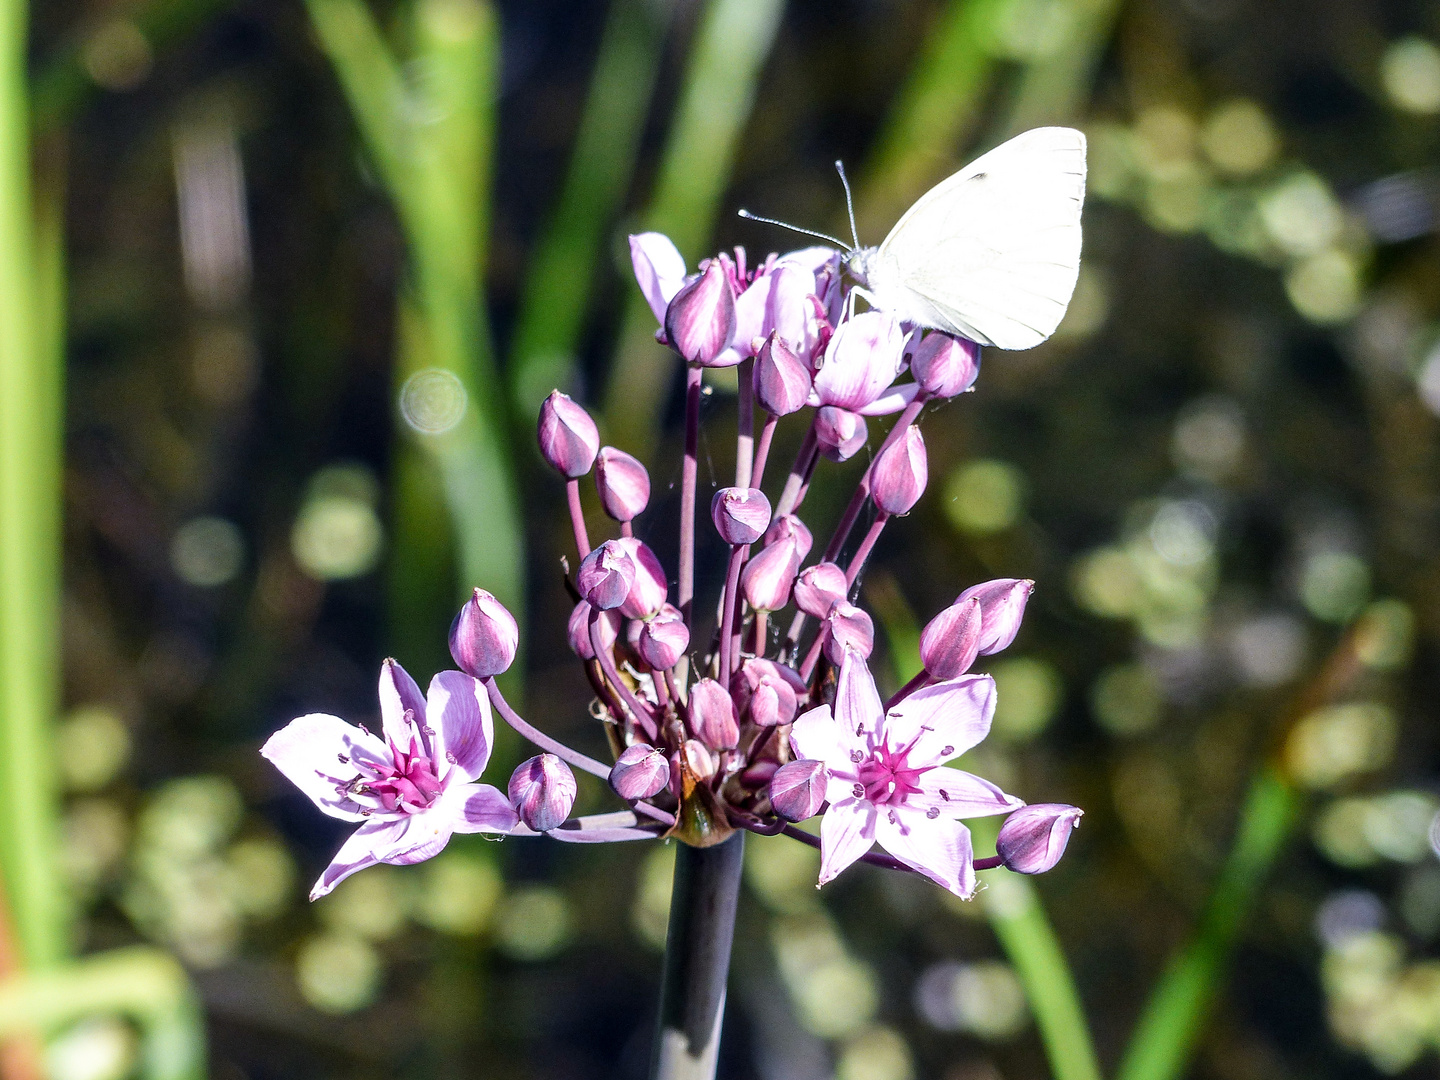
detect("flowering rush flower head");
top-left (261, 660), bottom-right (516, 899)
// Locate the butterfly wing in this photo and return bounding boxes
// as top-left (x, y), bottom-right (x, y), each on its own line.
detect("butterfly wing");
top-left (868, 127), bottom-right (1087, 350)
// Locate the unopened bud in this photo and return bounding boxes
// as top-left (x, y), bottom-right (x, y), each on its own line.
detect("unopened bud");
top-left (814, 405), bottom-right (867, 462)
top-left (711, 487), bottom-right (772, 546)
top-left (616, 537), bottom-right (668, 620)
top-left (665, 261), bottom-right (737, 366)
top-left (794, 562), bottom-right (847, 618)
top-left (870, 426), bottom-right (927, 516)
top-left (679, 739), bottom-right (717, 781)
top-left (764, 514), bottom-right (813, 561)
top-left (732, 657), bottom-right (800, 727)
top-left (687, 678), bottom-right (739, 750)
top-left (508, 754), bottom-right (578, 832)
top-left (448, 588), bottom-right (518, 679)
top-left (754, 330), bottom-right (812, 415)
top-left (610, 743), bottom-right (670, 800)
top-left (918, 597), bottom-right (982, 679)
top-left (770, 759), bottom-right (828, 821)
top-left (595, 446), bottom-right (650, 522)
top-left (537, 390), bottom-right (600, 478)
top-left (637, 604), bottom-right (689, 670)
top-left (909, 331), bottom-right (980, 398)
top-left (576, 540), bottom-right (636, 610)
top-left (957, 578), bottom-right (1033, 655)
top-left (741, 537), bottom-right (799, 613)
top-left (568, 601), bottom-right (620, 660)
top-left (996, 804), bottom-right (1083, 874)
top-left (824, 599), bottom-right (875, 664)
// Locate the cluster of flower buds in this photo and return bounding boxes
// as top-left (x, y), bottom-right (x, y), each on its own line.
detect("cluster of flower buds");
top-left (265, 230), bottom-right (1080, 903)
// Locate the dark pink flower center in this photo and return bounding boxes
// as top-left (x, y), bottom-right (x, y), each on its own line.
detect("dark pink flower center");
top-left (339, 712), bottom-right (446, 815)
top-left (853, 738), bottom-right (928, 807)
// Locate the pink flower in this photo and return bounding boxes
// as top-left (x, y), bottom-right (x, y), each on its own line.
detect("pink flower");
top-left (261, 659), bottom-right (517, 899)
top-left (789, 654), bottom-right (1022, 897)
top-left (809, 311), bottom-right (915, 416)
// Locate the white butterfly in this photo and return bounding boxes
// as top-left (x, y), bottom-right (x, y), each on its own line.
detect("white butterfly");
top-left (744, 127), bottom-right (1087, 351)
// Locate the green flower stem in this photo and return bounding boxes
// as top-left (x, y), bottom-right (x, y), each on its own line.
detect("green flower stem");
top-left (1115, 767), bottom-right (1299, 1080)
top-left (509, 0), bottom-right (675, 415)
top-left (602, 0), bottom-right (785, 453)
top-left (0, 0), bottom-right (67, 970)
top-left (0, 948), bottom-right (205, 1080)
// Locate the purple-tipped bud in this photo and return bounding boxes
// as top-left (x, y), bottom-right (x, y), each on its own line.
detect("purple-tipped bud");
top-left (508, 754), bottom-right (578, 832)
top-left (814, 406), bottom-right (867, 463)
top-left (918, 597), bottom-right (982, 679)
top-left (616, 537), bottom-right (668, 620)
top-left (448, 588), bottom-right (518, 679)
top-left (957, 578), bottom-right (1034, 655)
top-left (595, 446), bottom-right (650, 522)
top-left (871, 426), bottom-right (928, 516)
top-left (764, 514), bottom-right (813, 561)
top-left (794, 562), bottom-right (847, 618)
top-left (910, 332), bottom-right (980, 399)
top-left (996, 804), bottom-right (1083, 874)
top-left (537, 390), bottom-right (600, 478)
top-left (576, 540), bottom-right (636, 611)
top-left (770, 759), bottom-right (828, 822)
top-left (610, 743), bottom-right (670, 800)
top-left (665, 261), bottom-right (737, 366)
top-left (568, 601), bottom-right (619, 660)
top-left (754, 331), bottom-right (813, 415)
top-left (679, 739), bottom-right (717, 781)
top-left (711, 487), bottom-right (772, 546)
top-left (637, 604), bottom-right (689, 670)
top-left (741, 538), bottom-right (800, 613)
top-left (688, 678), bottom-right (739, 750)
top-left (732, 658), bottom-right (800, 727)
top-left (824, 599), bottom-right (875, 664)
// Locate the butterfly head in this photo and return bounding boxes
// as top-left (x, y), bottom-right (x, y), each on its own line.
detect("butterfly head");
top-left (844, 246), bottom-right (876, 287)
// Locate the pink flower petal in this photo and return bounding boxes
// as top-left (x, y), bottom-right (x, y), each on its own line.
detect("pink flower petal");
top-left (834, 652), bottom-right (884, 738)
top-left (818, 797), bottom-right (878, 885)
top-left (875, 810), bottom-right (976, 898)
top-left (630, 232), bottom-right (688, 324)
top-left (379, 658), bottom-right (426, 751)
top-left (888, 674), bottom-right (996, 765)
top-left (425, 670), bottom-right (493, 782)
top-left (260, 713), bottom-right (390, 822)
top-left (857, 382), bottom-right (922, 417)
top-left (789, 703), bottom-right (843, 767)
top-left (309, 817), bottom-right (409, 899)
top-left (911, 767), bottom-right (1025, 819)
top-left (440, 782), bottom-right (520, 834)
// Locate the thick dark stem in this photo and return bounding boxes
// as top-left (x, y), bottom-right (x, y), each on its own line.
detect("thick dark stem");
top-left (651, 834), bottom-right (745, 1080)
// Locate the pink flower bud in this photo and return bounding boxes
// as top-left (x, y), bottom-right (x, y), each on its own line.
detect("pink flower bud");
top-left (770, 759), bottom-right (828, 821)
top-left (637, 604), bottom-right (689, 670)
top-left (567, 601), bottom-right (619, 660)
top-left (731, 658), bottom-right (800, 727)
top-left (594, 446), bottom-right (650, 522)
top-left (610, 743), bottom-right (670, 800)
top-left (814, 406), bottom-right (867, 462)
top-left (665, 261), bottom-right (737, 366)
top-left (508, 754), bottom-right (578, 832)
top-left (687, 677), bottom-right (739, 749)
top-left (763, 514), bottom-right (813, 561)
top-left (870, 426), bottom-right (928, 516)
top-left (910, 331), bottom-right (980, 398)
top-left (615, 537), bottom-right (668, 620)
top-left (794, 561), bottom-right (847, 618)
top-left (918, 597), bottom-right (982, 679)
top-left (576, 540), bottom-right (636, 610)
top-left (996, 804), bottom-right (1083, 874)
top-left (711, 487), bottom-right (772, 545)
top-left (448, 588), bottom-right (518, 679)
top-left (824, 599), bottom-right (875, 664)
top-left (812, 310), bottom-right (907, 411)
top-left (741, 538), bottom-right (799, 613)
top-left (754, 331), bottom-right (812, 415)
top-left (957, 578), bottom-right (1034, 655)
top-left (679, 739), bottom-right (717, 781)
top-left (537, 390), bottom-right (600, 478)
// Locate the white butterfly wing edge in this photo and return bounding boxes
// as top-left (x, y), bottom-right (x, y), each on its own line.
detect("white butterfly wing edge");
top-left (866, 126), bottom-right (1088, 351)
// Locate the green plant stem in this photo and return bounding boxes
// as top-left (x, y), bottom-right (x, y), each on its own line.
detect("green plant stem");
top-left (0, 0), bottom-right (67, 970)
top-left (509, 0), bottom-right (675, 415)
top-left (1115, 766), bottom-right (1299, 1080)
top-left (0, 948), bottom-right (205, 1080)
top-left (602, 0), bottom-right (785, 453)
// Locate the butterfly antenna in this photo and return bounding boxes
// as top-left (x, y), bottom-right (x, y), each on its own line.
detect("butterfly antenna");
top-left (736, 208), bottom-right (849, 250)
top-left (835, 160), bottom-right (860, 250)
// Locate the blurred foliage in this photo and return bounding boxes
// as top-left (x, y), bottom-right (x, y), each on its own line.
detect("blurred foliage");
top-left (15, 0), bottom-right (1440, 1076)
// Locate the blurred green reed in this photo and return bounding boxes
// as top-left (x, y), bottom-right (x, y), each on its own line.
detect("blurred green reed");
top-left (602, 0), bottom-right (785, 453)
